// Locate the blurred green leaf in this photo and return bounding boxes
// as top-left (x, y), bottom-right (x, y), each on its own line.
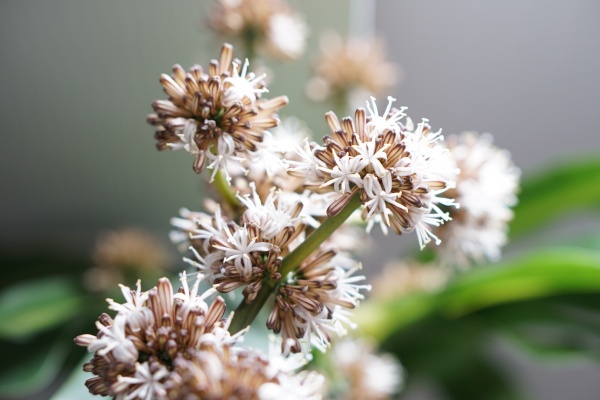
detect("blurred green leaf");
top-left (0, 277), bottom-right (83, 339)
top-left (50, 357), bottom-right (95, 400)
top-left (357, 247), bottom-right (600, 342)
top-left (360, 247), bottom-right (600, 399)
top-left (510, 156), bottom-right (600, 237)
top-left (436, 353), bottom-right (524, 400)
top-left (0, 336), bottom-right (69, 397)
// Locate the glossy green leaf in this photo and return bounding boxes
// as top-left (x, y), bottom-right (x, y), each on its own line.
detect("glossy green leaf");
top-left (357, 247), bottom-right (600, 342)
top-left (510, 156), bottom-right (600, 237)
top-left (0, 277), bottom-right (83, 339)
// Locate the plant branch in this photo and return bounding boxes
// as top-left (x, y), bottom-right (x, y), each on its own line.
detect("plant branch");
top-left (228, 192), bottom-right (361, 334)
top-left (228, 281), bottom-right (275, 335)
top-left (213, 170), bottom-right (240, 210)
top-left (279, 193), bottom-right (361, 277)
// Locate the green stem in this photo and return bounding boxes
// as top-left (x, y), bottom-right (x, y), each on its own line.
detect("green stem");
top-left (228, 192), bottom-right (362, 334)
top-left (279, 193), bottom-right (361, 277)
top-left (228, 280), bottom-right (275, 335)
top-left (243, 29), bottom-right (257, 62)
top-left (213, 170), bottom-right (239, 210)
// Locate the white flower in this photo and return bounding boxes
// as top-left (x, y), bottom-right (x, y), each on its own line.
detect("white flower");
top-left (291, 96), bottom-right (457, 248)
top-left (265, 336), bottom-right (309, 378)
top-left (365, 96), bottom-right (406, 137)
top-left (223, 59), bottom-right (267, 106)
top-left (296, 307), bottom-right (346, 353)
top-left (352, 137), bottom-right (390, 178)
top-left (205, 132), bottom-right (246, 182)
top-left (169, 119), bottom-right (199, 154)
top-left (327, 264), bottom-right (371, 308)
top-left (259, 371), bottom-right (324, 400)
top-left (279, 190), bottom-right (338, 229)
top-left (115, 362), bottom-right (168, 400)
top-left (246, 131), bottom-right (287, 178)
top-left (173, 271), bottom-right (214, 320)
top-left (239, 183), bottom-right (300, 240)
top-left (88, 314), bottom-right (138, 364)
top-left (319, 153), bottom-right (366, 193)
top-left (264, 12), bottom-right (308, 61)
top-left (362, 172), bottom-right (405, 226)
top-left (211, 224), bottom-right (272, 278)
top-left (107, 280), bottom-right (154, 333)
top-left (287, 138), bottom-right (326, 184)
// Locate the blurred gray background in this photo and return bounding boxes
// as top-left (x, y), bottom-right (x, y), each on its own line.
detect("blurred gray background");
top-left (1, 0), bottom-right (600, 399)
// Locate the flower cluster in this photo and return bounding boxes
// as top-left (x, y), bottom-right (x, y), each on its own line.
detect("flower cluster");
top-left (434, 132), bottom-right (520, 267)
top-left (269, 251), bottom-right (370, 353)
top-left (208, 0), bottom-right (308, 61)
top-left (148, 43), bottom-right (288, 181)
top-left (174, 186), bottom-right (304, 302)
top-left (172, 183), bottom-right (370, 352)
top-left (289, 96), bottom-right (457, 249)
top-left (306, 32), bottom-right (400, 107)
top-left (75, 275), bottom-right (324, 399)
top-left (224, 117), bottom-right (311, 200)
top-left (329, 338), bottom-right (404, 400)
top-left (84, 228), bottom-right (172, 292)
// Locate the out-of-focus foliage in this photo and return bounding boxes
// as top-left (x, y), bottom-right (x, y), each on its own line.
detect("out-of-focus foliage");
top-left (352, 157), bottom-right (600, 399)
top-left (510, 156), bottom-right (600, 237)
top-left (0, 277), bottom-right (82, 339)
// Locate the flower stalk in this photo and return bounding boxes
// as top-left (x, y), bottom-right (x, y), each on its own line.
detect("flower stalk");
top-left (213, 169), bottom-right (240, 210)
top-left (229, 192), bottom-right (361, 334)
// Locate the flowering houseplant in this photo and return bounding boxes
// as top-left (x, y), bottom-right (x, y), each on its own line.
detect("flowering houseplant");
top-left (2, 2), bottom-right (600, 400)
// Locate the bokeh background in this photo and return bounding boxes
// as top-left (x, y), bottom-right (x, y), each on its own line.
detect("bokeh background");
top-left (1, 1), bottom-right (600, 399)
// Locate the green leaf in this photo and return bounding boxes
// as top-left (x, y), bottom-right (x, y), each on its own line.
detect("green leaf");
top-left (0, 277), bottom-right (83, 339)
top-left (439, 248), bottom-right (600, 317)
top-left (435, 353), bottom-right (524, 400)
top-left (0, 337), bottom-right (70, 397)
top-left (510, 156), bottom-right (600, 238)
top-left (357, 247), bottom-right (600, 342)
top-left (50, 357), bottom-right (96, 400)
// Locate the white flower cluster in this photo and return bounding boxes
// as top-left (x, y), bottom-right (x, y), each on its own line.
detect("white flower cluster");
top-left (331, 338), bottom-right (404, 400)
top-left (436, 132), bottom-right (520, 267)
top-left (149, 44), bottom-right (288, 183)
top-left (170, 183), bottom-right (370, 353)
top-left (288, 97), bottom-right (457, 249)
top-left (76, 276), bottom-right (325, 399)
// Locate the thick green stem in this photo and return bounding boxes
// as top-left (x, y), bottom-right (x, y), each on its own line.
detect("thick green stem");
top-left (228, 192), bottom-right (362, 334)
top-left (213, 170), bottom-right (239, 210)
top-left (228, 281), bottom-right (275, 335)
top-left (279, 193), bottom-right (361, 277)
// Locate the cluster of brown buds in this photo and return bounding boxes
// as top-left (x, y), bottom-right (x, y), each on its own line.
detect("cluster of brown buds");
top-left (289, 96), bottom-right (457, 249)
top-left (148, 43), bottom-right (288, 181)
top-left (75, 276), bottom-right (324, 399)
top-left (172, 182), bottom-right (370, 353)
